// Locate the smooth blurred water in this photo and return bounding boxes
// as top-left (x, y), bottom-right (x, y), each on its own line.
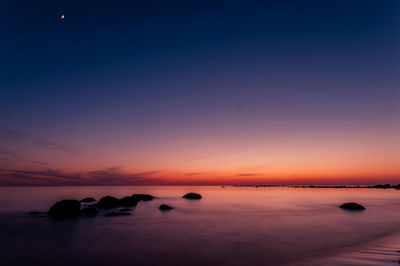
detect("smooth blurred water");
top-left (1, 186), bottom-right (400, 265)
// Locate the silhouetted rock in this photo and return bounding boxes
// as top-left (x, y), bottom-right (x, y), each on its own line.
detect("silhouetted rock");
top-left (372, 184), bottom-right (391, 189)
top-left (119, 196), bottom-right (138, 207)
top-left (48, 200), bottom-right (81, 218)
top-left (95, 196), bottom-right (119, 208)
top-left (80, 206), bottom-right (99, 215)
top-left (80, 197), bottom-right (96, 202)
top-left (131, 194), bottom-right (155, 201)
top-left (29, 211), bottom-right (47, 217)
top-left (182, 193), bottom-right (202, 199)
top-left (339, 202), bottom-right (366, 211)
top-left (104, 211), bottom-right (131, 217)
top-left (159, 204), bottom-right (173, 211)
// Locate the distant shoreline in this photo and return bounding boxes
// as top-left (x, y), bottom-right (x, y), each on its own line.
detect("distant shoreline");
top-left (0, 184), bottom-right (400, 189)
top-left (232, 184), bottom-right (400, 189)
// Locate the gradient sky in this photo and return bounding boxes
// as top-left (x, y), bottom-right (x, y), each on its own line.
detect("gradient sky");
top-left (1, 0), bottom-right (399, 185)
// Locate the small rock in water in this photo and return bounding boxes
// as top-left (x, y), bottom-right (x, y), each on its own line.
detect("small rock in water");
top-left (80, 206), bottom-right (99, 215)
top-left (104, 211), bottom-right (131, 217)
top-left (131, 194), bottom-right (155, 201)
top-left (339, 202), bottom-right (366, 210)
top-left (80, 197), bottom-right (96, 203)
top-left (182, 193), bottom-right (202, 199)
top-left (48, 200), bottom-right (81, 218)
top-left (159, 204), bottom-right (173, 211)
top-left (95, 196), bottom-right (119, 209)
top-left (29, 211), bottom-right (47, 217)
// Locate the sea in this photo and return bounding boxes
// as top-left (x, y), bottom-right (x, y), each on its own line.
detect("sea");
top-left (0, 186), bottom-right (400, 265)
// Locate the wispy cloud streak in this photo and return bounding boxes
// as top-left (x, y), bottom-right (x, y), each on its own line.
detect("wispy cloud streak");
top-left (0, 167), bottom-right (160, 185)
top-left (0, 149), bottom-right (46, 165)
top-left (0, 126), bottom-right (80, 154)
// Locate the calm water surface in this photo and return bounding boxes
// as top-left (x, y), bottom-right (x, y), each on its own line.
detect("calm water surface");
top-left (1, 186), bottom-right (400, 265)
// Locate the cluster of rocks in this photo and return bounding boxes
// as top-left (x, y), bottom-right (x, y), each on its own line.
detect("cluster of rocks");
top-left (233, 184), bottom-right (400, 189)
top-left (42, 192), bottom-right (202, 218)
top-left (368, 184), bottom-right (400, 189)
top-left (36, 193), bottom-right (366, 218)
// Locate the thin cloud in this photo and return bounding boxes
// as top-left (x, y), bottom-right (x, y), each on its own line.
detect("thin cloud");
top-left (0, 125), bottom-right (80, 155)
top-left (237, 173), bottom-right (262, 177)
top-left (0, 126), bottom-right (27, 139)
top-left (186, 172), bottom-right (201, 176)
top-left (32, 139), bottom-right (78, 154)
top-left (0, 167), bottom-right (160, 186)
top-left (0, 149), bottom-right (46, 165)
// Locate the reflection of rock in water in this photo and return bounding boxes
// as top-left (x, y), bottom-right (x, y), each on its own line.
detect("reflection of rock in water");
top-left (104, 211), bottom-right (131, 217)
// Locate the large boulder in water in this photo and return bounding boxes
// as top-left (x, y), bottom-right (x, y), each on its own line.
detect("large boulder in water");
top-left (80, 197), bottom-right (96, 203)
top-left (131, 194), bottom-right (155, 201)
top-left (48, 200), bottom-right (81, 218)
top-left (339, 202), bottom-right (366, 211)
top-left (182, 193), bottom-right (202, 199)
top-left (95, 196), bottom-right (119, 208)
top-left (159, 204), bottom-right (173, 211)
top-left (119, 196), bottom-right (138, 207)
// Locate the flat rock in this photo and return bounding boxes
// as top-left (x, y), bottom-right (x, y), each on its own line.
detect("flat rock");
top-left (80, 197), bottom-right (96, 203)
top-left (29, 211), bottom-right (43, 215)
top-left (182, 193), bottom-right (202, 199)
top-left (29, 211), bottom-right (47, 217)
top-left (339, 202), bottom-right (366, 210)
top-left (48, 200), bottom-right (81, 218)
top-left (159, 204), bottom-right (173, 211)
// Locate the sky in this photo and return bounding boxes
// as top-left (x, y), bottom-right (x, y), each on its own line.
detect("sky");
top-left (0, 0), bottom-right (399, 185)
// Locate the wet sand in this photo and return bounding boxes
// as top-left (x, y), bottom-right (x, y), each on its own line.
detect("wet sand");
top-left (306, 232), bottom-right (400, 265)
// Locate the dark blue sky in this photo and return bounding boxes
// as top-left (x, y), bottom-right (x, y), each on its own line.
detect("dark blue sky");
top-left (1, 0), bottom-right (399, 185)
